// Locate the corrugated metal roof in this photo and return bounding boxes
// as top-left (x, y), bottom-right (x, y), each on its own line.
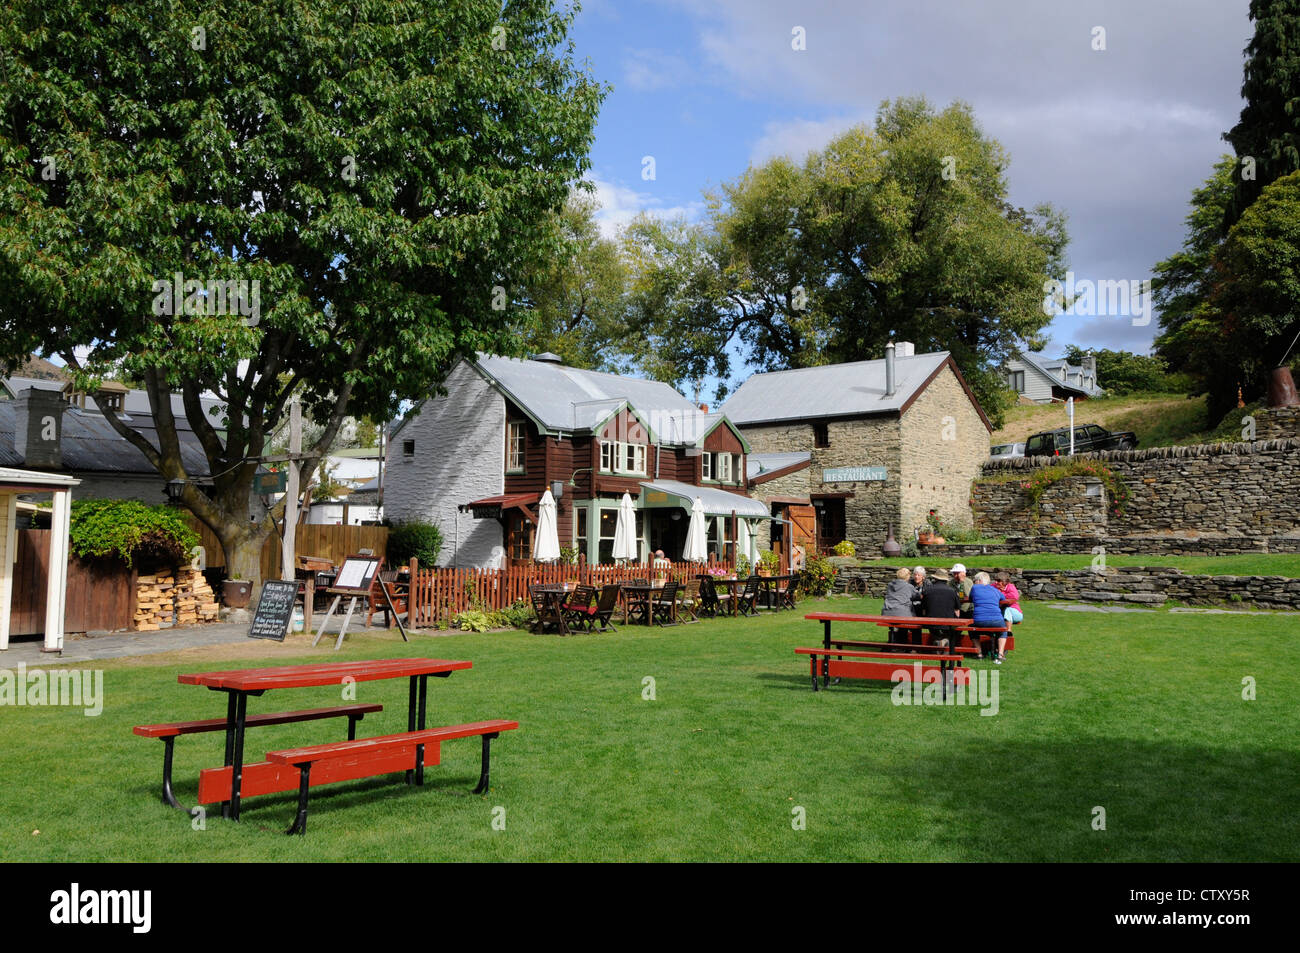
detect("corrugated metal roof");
top-left (0, 401), bottom-right (211, 475)
top-left (747, 452), bottom-right (811, 479)
top-left (639, 480), bottom-right (771, 519)
top-left (720, 352), bottom-right (950, 425)
top-left (475, 354), bottom-right (700, 437)
top-left (4, 377), bottom-right (226, 433)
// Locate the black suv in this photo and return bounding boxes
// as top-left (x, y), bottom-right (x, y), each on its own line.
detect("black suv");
top-left (1023, 424), bottom-right (1137, 457)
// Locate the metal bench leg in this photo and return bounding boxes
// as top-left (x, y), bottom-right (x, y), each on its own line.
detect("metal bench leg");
top-left (287, 763), bottom-right (311, 836)
top-left (473, 733), bottom-right (500, 794)
top-left (347, 714), bottom-right (361, 741)
top-left (160, 736), bottom-right (184, 810)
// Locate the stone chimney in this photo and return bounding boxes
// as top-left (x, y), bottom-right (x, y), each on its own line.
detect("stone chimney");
top-left (14, 387), bottom-right (66, 470)
top-left (885, 341), bottom-right (896, 397)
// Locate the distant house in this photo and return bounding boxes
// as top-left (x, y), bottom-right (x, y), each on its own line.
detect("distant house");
top-left (385, 353), bottom-right (766, 567)
top-left (1005, 353), bottom-right (1103, 403)
top-left (0, 375), bottom-right (217, 502)
top-left (721, 343), bottom-right (992, 558)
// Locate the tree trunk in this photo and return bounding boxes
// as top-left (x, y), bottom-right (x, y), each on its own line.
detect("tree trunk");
top-left (215, 520), bottom-right (273, 601)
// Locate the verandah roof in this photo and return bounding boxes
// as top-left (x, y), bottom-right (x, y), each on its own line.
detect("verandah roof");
top-left (638, 480), bottom-right (771, 520)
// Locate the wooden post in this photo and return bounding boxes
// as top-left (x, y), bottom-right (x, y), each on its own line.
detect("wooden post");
top-left (281, 396), bottom-right (301, 580)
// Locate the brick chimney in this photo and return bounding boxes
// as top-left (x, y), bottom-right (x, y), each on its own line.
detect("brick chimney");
top-left (14, 387), bottom-right (66, 470)
top-left (698, 403), bottom-right (709, 414)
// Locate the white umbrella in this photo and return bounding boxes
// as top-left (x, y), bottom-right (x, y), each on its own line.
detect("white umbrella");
top-left (533, 489), bottom-right (561, 562)
top-left (613, 492), bottom-right (638, 562)
top-left (736, 518), bottom-right (752, 564)
top-left (683, 497), bottom-right (708, 563)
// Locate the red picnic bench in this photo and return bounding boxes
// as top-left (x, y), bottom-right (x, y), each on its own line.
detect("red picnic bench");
top-left (799, 612), bottom-right (1012, 695)
top-left (134, 659), bottom-right (519, 835)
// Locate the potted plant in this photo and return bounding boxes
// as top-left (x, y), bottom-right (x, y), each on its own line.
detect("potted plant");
top-left (757, 550), bottom-right (780, 576)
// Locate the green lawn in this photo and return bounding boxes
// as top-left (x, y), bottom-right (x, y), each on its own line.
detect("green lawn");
top-left (3, 597), bottom-right (1296, 862)
top-left (946, 553), bottom-right (1300, 576)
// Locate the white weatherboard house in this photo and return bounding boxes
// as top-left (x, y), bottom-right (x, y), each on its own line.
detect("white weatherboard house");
top-left (1004, 353), bottom-right (1103, 403)
top-left (385, 353), bottom-right (765, 568)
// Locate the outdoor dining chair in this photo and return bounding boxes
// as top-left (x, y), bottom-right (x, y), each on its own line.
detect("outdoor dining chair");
top-left (652, 581), bottom-right (681, 627)
top-left (695, 575), bottom-right (724, 618)
top-left (676, 579), bottom-right (702, 623)
top-left (591, 584), bottom-right (622, 633)
top-left (735, 576), bottom-right (762, 617)
top-left (560, 585), bottom-right (597, 631)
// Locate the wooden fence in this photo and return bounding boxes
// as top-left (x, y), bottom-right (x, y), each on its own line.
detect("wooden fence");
top-left (188, 520), bottom-right (388, 580)
top-left (405, 559), bottom-right (734, 627)
top-left (9, 529), bottom-right (134, 635)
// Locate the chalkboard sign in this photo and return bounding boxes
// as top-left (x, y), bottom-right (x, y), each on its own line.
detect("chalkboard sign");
top-left (249, 580), bottom-right (299, 641)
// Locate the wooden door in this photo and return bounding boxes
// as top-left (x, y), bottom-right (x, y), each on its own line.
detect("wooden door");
top-left (788, 505), bottom-right (817, 549)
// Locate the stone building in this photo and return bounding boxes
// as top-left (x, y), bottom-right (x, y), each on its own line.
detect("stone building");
top-left (721, 344), bottom-right (992, 558)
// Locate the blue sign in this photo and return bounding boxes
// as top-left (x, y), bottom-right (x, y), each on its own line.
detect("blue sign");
top-left (822, 466), bottom-right (887, 483)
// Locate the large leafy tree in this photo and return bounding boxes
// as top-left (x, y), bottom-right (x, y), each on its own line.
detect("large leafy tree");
top-left (620, 98), bottom-right (1067, 424)
top-left (1223, 0), bottom-right (1300, 226)
top-left (519, 191), bottom-right (632, 372)
top-left (0, 0), bottom-right (603, 591)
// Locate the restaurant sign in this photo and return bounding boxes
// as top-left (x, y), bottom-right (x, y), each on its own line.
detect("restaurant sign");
top-left (470, 504), bottom-right (502, 519)
top-left (254, 468), bottom-right (288, 495)
top-left (822, 466), bottom-right (887, 483)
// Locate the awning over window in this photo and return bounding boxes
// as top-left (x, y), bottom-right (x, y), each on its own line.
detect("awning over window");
top-left (638, 480), bottom-right (771, 520)
top-left (458, 492), bottom-right (539, 522)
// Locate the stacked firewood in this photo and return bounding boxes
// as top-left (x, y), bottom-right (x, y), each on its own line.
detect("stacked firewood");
top-left (134, 568), bottom-right (221, 630)
top-left (134, 573), bottom-right (175, 630)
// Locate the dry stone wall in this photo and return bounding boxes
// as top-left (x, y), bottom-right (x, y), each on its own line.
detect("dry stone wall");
top-left (975, 440), bottom-right (1300, 543)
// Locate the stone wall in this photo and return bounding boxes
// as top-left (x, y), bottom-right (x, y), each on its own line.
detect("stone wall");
top-left (898, 363), bottom-right (991, 534)
top-left (972, 475), bottom-right (1108, 536)
top-left (916, 534), bottom-right (1300, 557)
top-left (836, 563), bottom-right (1300, 610)
top-left (976, 440), bottom-right (1300, 540)
top-left (742, 417), bottom-right (904, 552)
top-left (1255, 406), bottom-right (1300, 441)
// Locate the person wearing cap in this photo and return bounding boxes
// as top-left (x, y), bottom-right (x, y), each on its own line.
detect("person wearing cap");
top-left (951, 563), bottom-right (974, 618)
top-left (920, 569), bottom-right (961, 648)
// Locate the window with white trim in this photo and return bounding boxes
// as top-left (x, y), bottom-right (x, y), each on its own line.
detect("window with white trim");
top-left (701, 452), bottom-right (711, 481)
top-left (600, 440), bottom-right (647, 475)
top-left (600, 441), bottom-right (615, 472)
top-left (506, 420), bottom-right (526, 473)
top-left (718, 452), bottom-right (732, 483)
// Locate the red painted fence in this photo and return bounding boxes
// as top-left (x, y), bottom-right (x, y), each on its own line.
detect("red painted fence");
top-left (405, 560), bottom-right (734, 627)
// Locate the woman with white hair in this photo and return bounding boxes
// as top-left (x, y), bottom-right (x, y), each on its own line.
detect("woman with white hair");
top-left (969, 571), bottom-right (1008, 663)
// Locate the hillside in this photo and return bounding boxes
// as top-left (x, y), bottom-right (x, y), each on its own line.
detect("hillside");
top-left (992, 393), bottom-right (1215, 449)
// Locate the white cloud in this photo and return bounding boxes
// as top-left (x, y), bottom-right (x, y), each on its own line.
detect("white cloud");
top-left (748, 114), bottom-right (870, 165)
top-left (622, 48), bottom-right (693, 92)
top-left (585, 174), bottom-right (705, 239)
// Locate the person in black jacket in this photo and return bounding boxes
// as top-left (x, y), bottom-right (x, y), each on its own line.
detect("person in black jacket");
top-left (920, 570), bottom-right (962, 648)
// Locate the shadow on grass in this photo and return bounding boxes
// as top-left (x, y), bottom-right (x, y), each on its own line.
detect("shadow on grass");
top-left (754, 672), bottom-right (911, 695)
top-left (868, 737), bottom-right (1300, 862)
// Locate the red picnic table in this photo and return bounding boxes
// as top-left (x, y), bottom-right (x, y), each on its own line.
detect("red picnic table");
top-left (173, 658), bottom-right (473, 822)
top-left (799, 612), bottom-right (1013, 694)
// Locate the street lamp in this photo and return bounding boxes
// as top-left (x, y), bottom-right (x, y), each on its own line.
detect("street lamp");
top-left (164, 478), bottom-right (186, 504)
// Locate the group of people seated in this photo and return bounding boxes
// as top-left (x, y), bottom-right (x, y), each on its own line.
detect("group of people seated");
top-left (880, 563), bottom-right (1023, 664)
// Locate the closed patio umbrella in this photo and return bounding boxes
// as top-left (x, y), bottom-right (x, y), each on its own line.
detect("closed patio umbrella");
top-left (613, 492), bottom-right (638, 561)
top-left (533, 489), bottom-right (561, 562)
top-left (683, 497), bottom-right (708, 563)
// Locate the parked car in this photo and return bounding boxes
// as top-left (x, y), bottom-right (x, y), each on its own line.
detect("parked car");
top-left (989, 442), bottom-right (1025, 461)
top-left (1023, 425), bottom-right (1137, 457)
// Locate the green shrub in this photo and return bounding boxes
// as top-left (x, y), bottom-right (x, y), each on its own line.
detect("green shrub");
top-left (798, 554), bottom-right (838, 597)
top-left (69, 499), bottom-right (200, 567)
top-left (832, 540), bottom-right (856, 557)
top-left (384, 520), bottom-right (443, 567)
top-left (734, 554), bottom-right (752, 578)
top-left (451, 609), bottom-right (491, 632)
top-left (925, 511), bottom-right (982, 544)
top-left (489, 600), bottom-right (536, 630)
top-left (758, 550), bottom-right (780, 573)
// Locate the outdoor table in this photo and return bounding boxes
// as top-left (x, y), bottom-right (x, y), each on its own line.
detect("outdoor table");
top-left (177, 658), bottom-right (472, 821)
top-left (758, 573), bottom-right (798, 610)
top-left (710, 576), bottom-right (742, 616)
top-left (620, 582), bottom-right (669, 625)
top-left (532, 584), bottom-right (575, 635)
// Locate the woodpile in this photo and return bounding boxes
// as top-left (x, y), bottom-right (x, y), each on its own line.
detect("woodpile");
top-left (134, 567), bottom-right (220, 630)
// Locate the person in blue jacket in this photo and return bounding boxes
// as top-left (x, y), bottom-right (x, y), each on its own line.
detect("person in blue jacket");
top-left (969, 571), bottom-right (1008, 663)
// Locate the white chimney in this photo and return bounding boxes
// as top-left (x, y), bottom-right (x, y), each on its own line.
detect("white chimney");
top-left (895, 341), bottom-right (915, 358)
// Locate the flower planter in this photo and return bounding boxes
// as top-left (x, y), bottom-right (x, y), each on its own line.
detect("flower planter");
top-left (222, 578), bottom-right (252, 609)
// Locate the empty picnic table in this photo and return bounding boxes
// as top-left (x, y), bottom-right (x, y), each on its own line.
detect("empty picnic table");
top-left (621, 582), bottom-right (678, 626)
top-left (172, 658), bottom-right (473, 822)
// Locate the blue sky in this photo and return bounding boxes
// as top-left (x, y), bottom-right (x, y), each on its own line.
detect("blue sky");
top-left (565, 0), bottom-right (1253, 385)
